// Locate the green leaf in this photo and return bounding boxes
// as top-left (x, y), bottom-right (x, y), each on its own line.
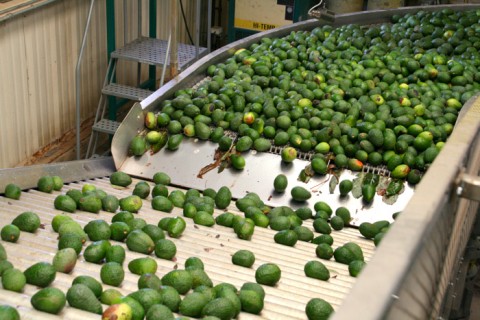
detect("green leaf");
top-left (351, 172), bottom-right (365, 199)
top-left (298, 164), bottom-right (315, 183)
top-left (329, 174), bottom-right (338, 194)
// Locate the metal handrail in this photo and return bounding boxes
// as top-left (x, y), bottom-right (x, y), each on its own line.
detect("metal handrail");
top-left (75, 0), bottom-right (96, 160)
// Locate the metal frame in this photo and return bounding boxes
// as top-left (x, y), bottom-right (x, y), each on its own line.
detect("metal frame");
top-left (0, 157), bottom-right (115, 191)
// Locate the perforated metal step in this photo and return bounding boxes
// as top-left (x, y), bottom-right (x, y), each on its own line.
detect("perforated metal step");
top-left (102, 83), bottom-right (153, 101)
top-left (112, 37), bottom-right (208, 70)
top-left (92, 119), bottom-right (120, 135)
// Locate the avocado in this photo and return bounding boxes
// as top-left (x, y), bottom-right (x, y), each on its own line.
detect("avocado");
top-left (78, 194), bottom-right (102, 213)
top-left (335, 207), bottom-right (352, 225)
top-left (0, 243), bottom-right (7, 261)
top-left (37, 176), bottom-right (54, 193)
top-left (188, 268), bottom-right (213, 289)
top-left (362, 184), bottom-right (376, 203)
top-left (100, 288), bottom-right (123, 305)
top-left (128, 288), bottom-right (162, 314)
top-left (168, 190), bottom-right (186, 208)
top-left (110, 221), bottom-right (131, 241)
top-left (58, 233), bottom-right (84, 254)
top-left (253, 137), bottom-right (271, 152)
top-left (0, 260), bottom-right (13, 276)
top-left (31, 287), bottom-right (66, 314)
top-left (54, 195), bottom-right (77, 213)
top-left (110, 171), bottom-right (133, 187)
top-left (127, 217), bottom-right (148, 230)
top-left (236, 136), bottom-right (253, 152)
top-left (330, 216), bottom-right (345, 231)
top-left (11, 211), bottom-right (40, 233)
top-left (100, 262), bottom-right (125, 287)
top-left (128, 257), bottom-right (158, 275)
top-left (313, 218), bottom-right (332, 235)
top-left (133, 181), bottom-right (151, 199)
top-left (58, 222), bottom-right (87, 243)
top-left (274, 230), bottom-right (298, 247)
top-left (215, 212), bottom-right (234, 227)
top-left (126, 230), bottom-right (155, 255)
top-left (2, 268), bottom-right (26, 292)
top-left (84, 219), bottom-right (111, 241)
top-left (339, 180), bottom-right (353, 196)
top-left (153, 172), bottom-right (171, 185)
top-left (52, 248), bottom-right (77, 273)
top-left (66, 189), bottom-right (83, 205)
top-left (138, 273), bottom-right (163, 291)
top-left (83, 240), bottom-right (108, 264)
top-left (179, 292), bottom-right (209, 318)
top-left (52, 176), bottom-right (64, 191)
top-left (273, 174), bottom-right (288, 193)
top-left (142, 224), bottom-right (165, 243)
top-left (144, 111), bottom-right (157, 129)
top-left (161, 270), bottom-right (193, 295)
top-left (290, 186), bottom-right (311, 202)
top-left (120, 296), bottom-right (145, 320)
top-left (112, 210), bottom-right (135, 223)
top-left (359, 222), bottom-right (379, 239)
top-left (167, 134), bottom-right (183, 150)
top-left (130, 135), bottom-right (147, 156)
top-left (215, 186), bottom-right (232, 209)
top-left (4, 183), bottom-right (21, 200)
top-left (72, 275), bottom-right (103, 297)
top-left (334, 242), bottom-right (364, 265)
top-left (66, 284), bottom-right (102, 314)
top-left (24, 262), bottom-right (56, 287)
top-left (105, 244), bottom-right (126, 265)
top-left (167, 217), bottom-right (187, 238)
top-left (120, 195), bottom-right (143, 213)
top-left (195, 121), bottom-right (212, 140)
top-left (0, 305), bottom-right (20, 320)
top-left (0, 225), bottom-right (20, 243)
top-left (102, 194), bottom-right (120, 213)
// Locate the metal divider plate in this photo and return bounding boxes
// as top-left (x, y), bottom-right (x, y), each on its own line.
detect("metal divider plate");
top-left (119, 137), bottom-right (413, 225)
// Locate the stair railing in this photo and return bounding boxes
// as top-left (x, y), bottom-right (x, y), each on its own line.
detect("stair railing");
top-left (75, 0), bottom-right (96, 160)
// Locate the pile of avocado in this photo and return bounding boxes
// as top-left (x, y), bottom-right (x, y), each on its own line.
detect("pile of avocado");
top-left (131, 8), bottom-right (480, 187)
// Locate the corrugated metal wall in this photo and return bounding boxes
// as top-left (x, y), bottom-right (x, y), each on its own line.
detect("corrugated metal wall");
top-left (0, 0), bottom-right (198, 168)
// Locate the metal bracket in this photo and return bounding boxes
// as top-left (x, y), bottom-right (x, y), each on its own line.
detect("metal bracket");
top-left (308, 0), bottom-right (336, 23)
top-left (457, 171), bottom-right (480, 201)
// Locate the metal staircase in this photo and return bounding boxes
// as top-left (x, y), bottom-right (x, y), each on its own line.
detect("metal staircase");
top-left (84, 0), bottom-right (210, 159)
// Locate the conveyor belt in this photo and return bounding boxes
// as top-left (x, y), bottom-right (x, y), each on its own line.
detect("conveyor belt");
top-left (0, 176), bottom-right (374, 319)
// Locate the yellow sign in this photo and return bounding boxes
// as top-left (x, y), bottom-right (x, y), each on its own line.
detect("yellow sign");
top-left (233, 0), bottom-right (293, 32)
top-left (234, 18), bottom-right (281, 32)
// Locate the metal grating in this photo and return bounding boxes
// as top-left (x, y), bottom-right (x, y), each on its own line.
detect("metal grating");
top-left (102, 83), bottom-right (153, 101)
top-left (0, 176), bottom-right (376, 319)
top-left (92, 119), bottom-right (120, 135)
top-left (112, 37), bottom-right (208, 71)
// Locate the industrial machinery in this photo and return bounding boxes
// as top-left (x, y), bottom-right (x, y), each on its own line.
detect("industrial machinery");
top-left (2, 4), bottom-right (480, 320)
top-left (227, 0), bottom-right (317, 42)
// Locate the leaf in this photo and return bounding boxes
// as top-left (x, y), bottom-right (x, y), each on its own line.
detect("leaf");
top-left (351, 172), bottom-right (365, 199)
top-left (376, 175), bottom-right (390, 196)
top-left (329, 174), bottom-right (338, 194)
top-left (382, 182), bottom-right (405, 205)
top-left (298, 164), bottom-right (315, 183)
top-left (298, 169), bottom-right (310, 183)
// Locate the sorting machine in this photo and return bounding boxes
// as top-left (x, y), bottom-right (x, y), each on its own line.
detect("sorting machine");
top-left (2, 5), bottom-right (480, 319)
